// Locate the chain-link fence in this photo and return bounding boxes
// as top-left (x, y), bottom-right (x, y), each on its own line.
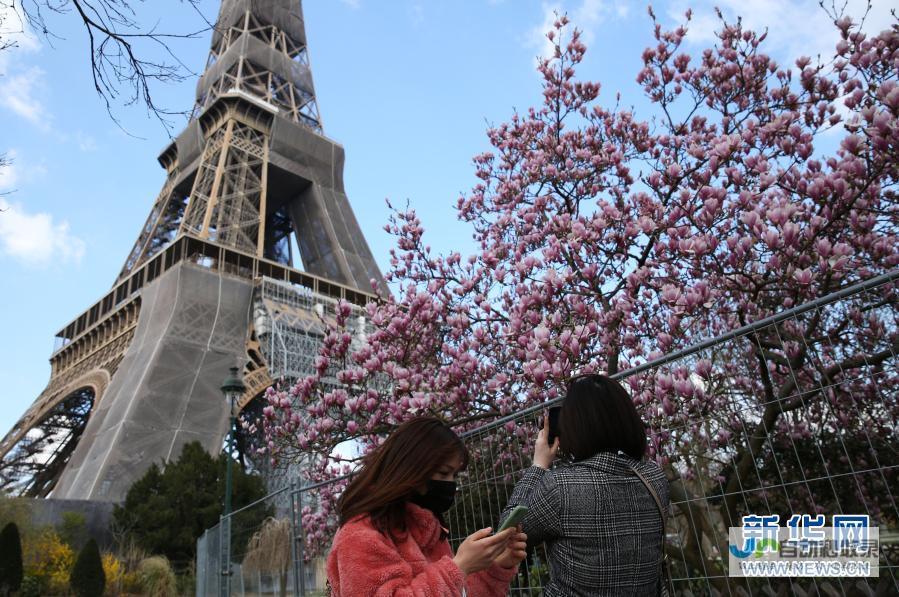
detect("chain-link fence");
top-left (199, 270), bottom-right (898, 596)
top-left (196, 521), bottom-right (221, 597)
top-left (196, 482), bottom-right (331, 597)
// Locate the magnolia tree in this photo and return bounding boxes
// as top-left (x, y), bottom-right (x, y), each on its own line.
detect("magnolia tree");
top-left (258, 8), bottom-right (898, 576)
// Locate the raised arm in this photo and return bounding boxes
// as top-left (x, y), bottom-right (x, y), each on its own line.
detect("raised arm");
top-left (501, 466), bottom-right (561, 546)
top-left (500, 411), bottom-right (562, 544)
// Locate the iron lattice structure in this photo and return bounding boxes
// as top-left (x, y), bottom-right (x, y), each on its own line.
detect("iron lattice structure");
top-left (256, 277), bottom-right (368, 382)
top-left (0, 0), bottom-right (385, 501)
top-left (239, 278), bottom-right (374, 498)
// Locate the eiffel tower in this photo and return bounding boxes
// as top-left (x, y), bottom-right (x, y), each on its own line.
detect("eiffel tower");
top-left (0, 0), bottom-right (385, 501)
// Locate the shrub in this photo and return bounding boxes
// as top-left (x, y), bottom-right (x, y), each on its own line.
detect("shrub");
top-left (0, 522), bottom-right (24, 596)
top-left (174, 566), bottom-right (196, 596)
top-left (18, 575), bottom-right (42, 597)
top-left (121, 570), bottom-right (143, 595)
top-left (101, 553), bottom-right (124, 596)
top-left (242, 517), bottom-right (291, 597)
top-left (58, 512), bottom-right (87, 549)
top-left (137, 556), bottom-right (177, 597)
top-left (111, 541), bottom-right (146, 595)
top-left (70, 539), bottom-right (105, 597)
top-left (24, 528), bottom-right (73, 594)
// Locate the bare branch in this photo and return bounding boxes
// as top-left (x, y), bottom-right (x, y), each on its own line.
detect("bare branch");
top-left (12, 0), bottom-right (213, 135)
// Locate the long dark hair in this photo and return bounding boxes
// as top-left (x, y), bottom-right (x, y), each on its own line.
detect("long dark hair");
top-left (559, 374), bottom-right (647, 460)
top-left (337, 417), bottom-right (468, 538)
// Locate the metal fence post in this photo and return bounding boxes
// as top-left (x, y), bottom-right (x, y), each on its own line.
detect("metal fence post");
top-left (196, 529), bottom-right (207, 597)
top-left (290, 479), bottom-right (306, 596)
top-left (219, 514), bottom-right (231, 597)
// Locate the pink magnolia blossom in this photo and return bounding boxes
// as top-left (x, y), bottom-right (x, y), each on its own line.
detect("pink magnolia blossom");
top-left (256, 11), bottom-right (898, 570)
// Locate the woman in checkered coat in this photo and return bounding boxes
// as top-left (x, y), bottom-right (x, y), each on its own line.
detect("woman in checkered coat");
top-left (502, 374), bottom-right (670, 596)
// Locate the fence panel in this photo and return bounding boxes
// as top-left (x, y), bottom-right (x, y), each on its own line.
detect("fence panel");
top-left (196, 530), bottom-right (207, 597)
top-left (195, 521), bottom-right (222, 597)
top-left (449, 272), bottom-right (898, 595)
top-left (647, 274), bottom-right (897, 596)
top-left (446, 408), bottom-right (555, 595)
top-left (233, 489), bottom-right (299, 596)
top-left (293, 481), bottom-right (340, 596)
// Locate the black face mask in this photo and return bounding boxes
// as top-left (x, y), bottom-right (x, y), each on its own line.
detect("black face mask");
top-left (410, 479), bottom-right (457, 514)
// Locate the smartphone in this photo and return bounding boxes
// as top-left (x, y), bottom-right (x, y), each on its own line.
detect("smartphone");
top-left (498, 506), bottom-right (528, 533)
top-left (543, 406), bottom-right (561, 446)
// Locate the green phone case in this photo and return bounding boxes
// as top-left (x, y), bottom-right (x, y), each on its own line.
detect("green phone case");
top-left (498, 506), bottom-right (528, 532)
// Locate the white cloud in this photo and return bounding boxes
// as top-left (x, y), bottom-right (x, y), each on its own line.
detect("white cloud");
top-left (0, 150), bottom-right (47, 190)
top-left (527, 3), bottom-right (563, 61)
top-left (576, 0), bottom-right (610, 26)
top-left (339, 0), bottom-right (360, 8)
top-left (668, 0), bottom-right (896, 64)
top-left (0, 66), bottom-right (49, 127)
top-left (0, 0), bottom-right (40, 74)
top-left (0, 2), bottom-right (49, 129)
top-left (76, 131), bottom-right (98, 152)
top-left (0, 197), bottom-right (85, 266)
top-left (526, 0), bottom-right (627, 62)
top-left (409, 1), bottom-right (425, 26)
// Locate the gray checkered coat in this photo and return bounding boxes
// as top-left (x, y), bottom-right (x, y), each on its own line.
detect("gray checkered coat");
top-left (502, 451), bottom-right (669, 596)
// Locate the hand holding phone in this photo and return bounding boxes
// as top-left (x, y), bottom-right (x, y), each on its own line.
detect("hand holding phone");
top-left (534, 408), bottom-right (561, 469)
top-left (498, 506), bottom-right (528, 533)
top-left (543, 406), bottom-right (561, 445)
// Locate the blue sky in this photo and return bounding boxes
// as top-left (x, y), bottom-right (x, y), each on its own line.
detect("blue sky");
top-left (0, 0), bottom-right (893, 440)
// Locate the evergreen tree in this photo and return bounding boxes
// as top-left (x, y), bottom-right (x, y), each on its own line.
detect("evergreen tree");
top-left (113, 441), bottom-right (269, 568)
top-left (69, 538), bottom-right (105, 597)
top-left (0, 522), bottom-right (23, 597)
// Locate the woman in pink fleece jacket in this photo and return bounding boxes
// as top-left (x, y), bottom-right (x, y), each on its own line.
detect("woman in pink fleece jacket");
top-left (326, 417), bottom-right (527, 596)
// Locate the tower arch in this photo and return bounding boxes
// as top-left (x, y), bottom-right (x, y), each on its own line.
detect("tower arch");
top-left (0, 374), bottom-right (106, 497)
